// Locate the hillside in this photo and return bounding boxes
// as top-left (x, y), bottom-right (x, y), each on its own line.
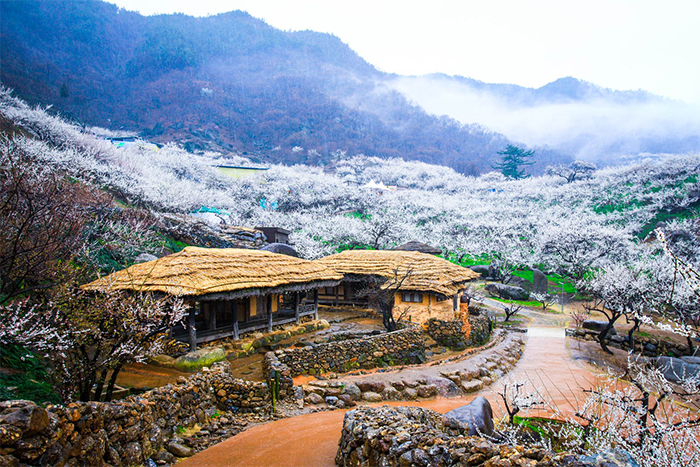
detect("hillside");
top-left (1, 0), bottom-right (549, 175)
top-left (1, 87), bottom-right (697, 267)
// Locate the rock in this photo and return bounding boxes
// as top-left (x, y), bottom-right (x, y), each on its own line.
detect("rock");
top-left (306, 392), bottom-right (324, 405)
top-left (403, 388), bottom-right (418, 400)
top-left (325, 396), bottom-right (339, 406)
top-left (582, 320), bottom-right (617, 335)
top-left (461, 380), bottom-right (483, 393)
top-left (338, 395), bottom-right (356, 407)
top-left (0, 401), bottom-right (50, 436)
top-left (134, 253), bottom-right (158, 263)
top-left (341, 383), bottom-right (362, 400)
top-left (357, 381), bottom-right (385, 393)
top-left (362, 392), bottom-right (383, 402)
top-left (579, 448), bottom-right (640, 467)
top-left (166, 441), bottom-right (194, 458)
top-left (469, 265), bottom-right (492, 277)
top-left (652, 356), bottom-right (700, 383)
top-left (681, 356), bottom-right (700, 364)
top-left (506, 275), bottom-right (533, 291)
top-left (261, 243), bottom-right (299, 257)
top-left (381, 387), bottom-right (401, 401)
top-left (149, 354), bottom-right (176, 368)
top-left (442, 396), bottom-right (494, 436)
top-left (531, 269), bottom-right (547, 293)
top-left (174, 347), bottom-right (226, 372)
top-left (643, 343), bottom-right (657, 356)
top-left (416, 385), bottom-right (438, 398)
top-left (484, 283), bottom-right (529, 301)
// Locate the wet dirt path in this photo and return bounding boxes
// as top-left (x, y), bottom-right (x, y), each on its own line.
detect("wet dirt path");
top-left (179, 315), bottom-right (601, 467)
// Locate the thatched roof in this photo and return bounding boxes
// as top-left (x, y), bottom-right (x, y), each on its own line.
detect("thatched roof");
top-left (315, 250), bottom-right (479, 297)
top-left (392, 241), bottom-right (442, 255)
top-left (82, 247), bottom-right (342, 298)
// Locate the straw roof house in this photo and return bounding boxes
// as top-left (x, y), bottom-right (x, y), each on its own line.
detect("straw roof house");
top-left (83, 247), bottom-right (342, 348)
top-left (315, 250), bottom-right (478, 323)
top-left (315, 250), bottom-right (478, 297)
top-left (83, 247), bottom-right (341, 298)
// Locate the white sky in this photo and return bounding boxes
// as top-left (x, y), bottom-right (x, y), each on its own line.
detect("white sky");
top-left (110, 0), bottom-right (700, 103)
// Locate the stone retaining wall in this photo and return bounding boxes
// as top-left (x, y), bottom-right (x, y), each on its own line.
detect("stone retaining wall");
top-left (274, 325), bottom-right (426, 376)
top-left (426, 318), bottom-right (466, 350)
top-left (466, 311), bottom-right (493, 347)
top-left (301, 333), bottom-right (525, 408)
top-left (0, 362), bottom-right (270, 466)
top-left (336, 405), bottom-right (587, 466)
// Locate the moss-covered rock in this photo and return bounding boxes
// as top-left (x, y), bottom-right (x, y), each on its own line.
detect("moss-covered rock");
top-left (149, 354), bottom-right (176, 368)
top-left (174, 347), bottom-right (226, 372)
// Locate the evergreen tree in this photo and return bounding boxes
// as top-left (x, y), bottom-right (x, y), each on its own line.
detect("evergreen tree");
top-left (493, 145), bottom-right (535, 179)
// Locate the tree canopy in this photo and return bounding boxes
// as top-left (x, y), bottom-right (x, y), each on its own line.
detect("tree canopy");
top-left (493, 145), bottom-right (535, 180)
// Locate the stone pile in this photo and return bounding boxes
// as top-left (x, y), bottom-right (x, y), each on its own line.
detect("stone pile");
top-left (262, 352), bottom-right (295, 401)
top-left (466, 310), bottom-right (493, 347)
top-left (336, 405), bottom-right (595, 467)
top-left (273, 325), bottom-right (426, 376)
top-left (0, 362), bottom-right (273, 466)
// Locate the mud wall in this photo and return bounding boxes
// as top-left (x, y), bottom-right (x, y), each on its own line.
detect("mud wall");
top-left (0, 362), bottom-right (269, 466)
top-left (272, 325), bottom-right (426, 376)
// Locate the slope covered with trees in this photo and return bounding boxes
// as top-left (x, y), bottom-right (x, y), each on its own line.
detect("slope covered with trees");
top-left (0, 0), bottom-right (566, 174)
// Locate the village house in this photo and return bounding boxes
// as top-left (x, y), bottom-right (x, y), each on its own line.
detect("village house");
top-left (315, 250), bottom-right (479, 323)
top-left (82, 247), bottom-right (342, 350)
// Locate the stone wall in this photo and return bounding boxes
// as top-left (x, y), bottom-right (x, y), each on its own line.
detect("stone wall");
top-left (261, 352), bottom-right (295, 402)
top-left (426, 318), bottom-right (467, 350)
top-left (465, 309), bottom-right (493, 347)
top-left (274, 325), bottom-right (426, 376)
top-left (336, 405), bottom-right (587, 467)
top-left (0, 362), bottom-right (271, 466)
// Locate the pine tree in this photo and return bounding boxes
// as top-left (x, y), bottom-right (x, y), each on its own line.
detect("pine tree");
top-left (492, 145), bottom-right (535, 179)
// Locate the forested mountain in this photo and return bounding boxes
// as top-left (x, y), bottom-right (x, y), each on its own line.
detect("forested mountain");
top-left (0, 0), bottom-right (565, 174)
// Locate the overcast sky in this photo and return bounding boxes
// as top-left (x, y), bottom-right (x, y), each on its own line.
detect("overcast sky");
top-left (110, 0), bottom-right (700, 104)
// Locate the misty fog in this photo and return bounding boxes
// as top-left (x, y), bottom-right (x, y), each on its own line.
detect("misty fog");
top-left (387, 75), bottom-right (700, 161)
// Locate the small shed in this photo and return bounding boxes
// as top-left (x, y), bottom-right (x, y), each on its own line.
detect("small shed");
top-left (257, 227), bottom-right (291, 244)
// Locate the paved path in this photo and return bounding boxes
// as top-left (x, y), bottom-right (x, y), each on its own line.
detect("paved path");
top-left (179, 307), bottom-right (599, 467)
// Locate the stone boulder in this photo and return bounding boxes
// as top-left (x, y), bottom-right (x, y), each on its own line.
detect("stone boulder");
top-left (134, 253), bottom-right (158, 263)
top-left (484, 283), bottom-right (529, 301)
top-left (652, 356), bottom-right (700, 383)
top-left (506, 275), bottom-right (533, 292)
top-left (469, 265), bottom-right (492, 277)
top-left (681, 356), bottom-right (700, 365)
top-left (531, 269), bottom-right (548, 294)
top-left (0, 400), bottom-right (50, 437)
top-left (174, 347), bottom-right (226, 372)
top-left (442, 396), bottom-right (494, 436)
top-left (582, 320), bottom-right (617, 335)
top-left (261, 243), bottom-right (299, 257)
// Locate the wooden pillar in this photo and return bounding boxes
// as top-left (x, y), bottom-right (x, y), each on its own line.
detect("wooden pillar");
top-left (453, 295), bottom-right (459, 312)
top-left (294, 292), bottom-right (300, 322)
top-left (267, 295), bottom-right (273, 332)
top-left (233, 300), bottom-right (239, 340)
top-left (209, 301), bottom-right (216, 331)
top-left (188, 302), bottom-right (197, 352)
top-left (334, 286), bottom-right (339, 306)
top-left (313, 289), bottom-right (319, 320)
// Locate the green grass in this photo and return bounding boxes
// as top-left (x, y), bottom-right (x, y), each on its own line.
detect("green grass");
top-left (0, 345), bottom-right (60, 405)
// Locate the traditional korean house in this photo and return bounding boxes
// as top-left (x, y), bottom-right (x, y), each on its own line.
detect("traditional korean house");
top-left (82, 247), bottom-right (342, 350)
top-left (315, 250), bottom-right (479, 323)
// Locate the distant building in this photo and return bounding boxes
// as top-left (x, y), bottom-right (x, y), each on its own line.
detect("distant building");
top-left (256, 227), bottom-right (291, 244)
top-left (216, 165), bottom-right (269, 179)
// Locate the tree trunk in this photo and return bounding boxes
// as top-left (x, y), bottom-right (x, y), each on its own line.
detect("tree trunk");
top-left (628, 318), bottom-right (641, 353)
top-left (105, 363), bottom-right (124, 402)
top-left (687, 335), bottom-right (695, 356)
top-left (598, 324), bottom-right (613, 354)
top-left (93, 368), bottom-right (109, 402)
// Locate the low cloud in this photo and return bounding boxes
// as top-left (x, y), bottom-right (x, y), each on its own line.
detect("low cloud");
top-left (387, 75), bottom-right (700, 161)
